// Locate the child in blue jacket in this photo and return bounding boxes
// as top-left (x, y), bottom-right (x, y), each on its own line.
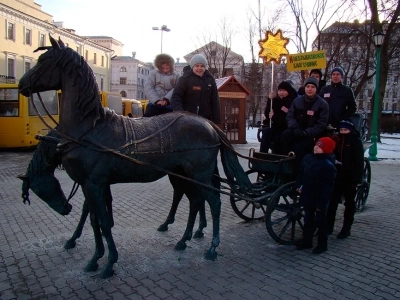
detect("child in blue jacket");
top-left (296, 136), bottom-right (337, 254)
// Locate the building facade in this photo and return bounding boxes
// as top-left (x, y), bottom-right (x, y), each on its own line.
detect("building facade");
top-left (0, 0), bottom-right (114, 91)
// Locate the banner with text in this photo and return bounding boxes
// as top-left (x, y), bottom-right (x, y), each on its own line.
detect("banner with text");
top-left (286, 50), bottom-right (326, 72)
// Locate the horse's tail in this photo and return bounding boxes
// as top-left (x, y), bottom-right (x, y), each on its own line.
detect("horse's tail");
top-left (207, 121), bottom-right (253, 194)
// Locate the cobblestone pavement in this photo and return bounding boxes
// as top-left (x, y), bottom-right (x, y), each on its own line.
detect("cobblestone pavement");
top-left (0, 143), bottom-right (399, 300)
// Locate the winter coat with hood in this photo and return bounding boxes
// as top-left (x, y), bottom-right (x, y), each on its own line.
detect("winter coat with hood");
top-left (144, 54), bottom-right (180, 104)
top-left (296, 153), bottom-right (337, 211)
top-left (334, 132), bottom-right (364, 185)
top-left (263, 81), bottom-right (297, 131)
top-left (171, 66), bottom-right (221, 123)
top-left (319, 81), bottom-right (357, 128)
top-left (286, 93), bottom-right (329, 138)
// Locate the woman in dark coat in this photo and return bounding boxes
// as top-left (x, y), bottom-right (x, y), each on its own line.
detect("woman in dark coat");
top-left (260, 80), bottom-right (297, 154)
top-left (171, 54), bottom-right (220, 124)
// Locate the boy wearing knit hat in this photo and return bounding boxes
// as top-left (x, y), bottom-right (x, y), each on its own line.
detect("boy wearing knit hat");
top-left (171, 53), bottom-right (220, 124)
top-left (327, 119), bottom-right (364, 239)
top-left (319, 66), bottom-right (357, 128)
top-left (297, 69), bottom-right (327, 95)
top-left (260, 80), bottom-right (297, 153)
top-left (296, 136), bottom-right (337, 254)
top-left (281, 76), bottom-right (329, 168)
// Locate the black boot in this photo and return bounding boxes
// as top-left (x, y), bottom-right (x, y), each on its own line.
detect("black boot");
top-left (296, 240), bottom-right (313, 250)
top-left (313, 234), bottom-right (327, 254)
top-left (337, 228), bottom-right (351, 239)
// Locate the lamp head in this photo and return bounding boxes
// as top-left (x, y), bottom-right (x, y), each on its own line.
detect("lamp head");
top-left (373, 31), bottom-right (385, 47)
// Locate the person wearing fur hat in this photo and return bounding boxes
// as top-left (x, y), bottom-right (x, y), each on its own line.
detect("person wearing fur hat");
top-left (327, 119), bottom-right (364, 239)
top-left (144, 53), bottom-right (180, 117)
top-left (297, 69), bottom-right (327, 95)
top-left (171, 54), bottom-right (220, 124)
top-left (259, 80), bottom-right (297, 153)
top-left (296, 136), bottom-right (337, 254)
top-left (319, 66), bottom-right (357, 128)
top-left (281, 77), bottom-right (329, 167)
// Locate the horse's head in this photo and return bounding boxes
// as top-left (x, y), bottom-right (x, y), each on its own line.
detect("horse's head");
top-left (18, 173), bottom-right (72, 216)
top-left (19, 35), bottom-right (66, 97)
top-left (19, 131), bottom-right (72, 216)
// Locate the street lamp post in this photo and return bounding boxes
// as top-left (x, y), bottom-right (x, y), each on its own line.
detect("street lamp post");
top-left (368, 31), bottom-right (385, 161)
top-left (152, 25), bottom-right (170, 53)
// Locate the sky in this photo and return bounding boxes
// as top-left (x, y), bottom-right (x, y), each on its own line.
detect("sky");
top-left (36, 0), bottom-right (267, 63)
top-left (35, 0), bottom-right (311, 64)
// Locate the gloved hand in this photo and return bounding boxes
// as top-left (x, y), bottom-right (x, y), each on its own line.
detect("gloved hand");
top-left (293, 128), bottom-right (307, 139)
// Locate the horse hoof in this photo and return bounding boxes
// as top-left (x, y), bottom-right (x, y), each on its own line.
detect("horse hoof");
top-left (174, 241), bottom-right (187, 251)
top-left (100, 268), bottom-right (115, 279)
top-left (157, 224), bottom-right (168, 232)
top-left (84, 262), bottom-right (99, 272)
top-left (193, 231), bottom-right (204, 239)
top-left (204, 249), bottom-right (218, 261)
top-left (64, 240), bottom-right (76, 250)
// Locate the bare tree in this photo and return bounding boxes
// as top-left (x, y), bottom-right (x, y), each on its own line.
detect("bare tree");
top-left (191, 18), bottom-right (243, 79)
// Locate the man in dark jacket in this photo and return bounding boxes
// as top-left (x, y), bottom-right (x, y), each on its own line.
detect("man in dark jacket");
top-left (281, 77), bottom-right (329, 167)
top-left (171, 54), bottom-right (220, 124)
top-left (319, 67), bottom-right (357, 129)
top-left (327, 120), bottom-right (364, 239)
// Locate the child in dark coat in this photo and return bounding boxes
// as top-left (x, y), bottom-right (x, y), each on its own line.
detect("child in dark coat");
top-left (260, 80), bottom-right (297, 154)
top-left (327, 120), bottom-right (364, 239)
top-left (296, 137), bottom-right (337, 254)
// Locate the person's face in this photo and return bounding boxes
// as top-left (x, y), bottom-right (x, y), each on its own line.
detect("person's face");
top-left (192, 63), bottom-right (206, 76)
top-left (305, 84), bottom-right (317, 97)
top-left (314, 144), bottom-right (324, 154)
top-left (331, 71), bottom-right (342, 83)
top-left (310, 72), bottom-right (321, 81)
top-left (277, 89), bottom-right (289, 98)
top-left (161, 63), bottom-right (170, 74)
top-left (340, 128), bottom-right (351, 134)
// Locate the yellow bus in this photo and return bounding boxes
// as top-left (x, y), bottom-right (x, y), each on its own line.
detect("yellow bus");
top-left (122, 99), bottom-right (143, 117)
top-left (0, 82), bottom-right (59, 149)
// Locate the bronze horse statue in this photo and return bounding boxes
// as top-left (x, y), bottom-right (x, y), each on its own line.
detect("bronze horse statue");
top-left (19, 35), bottom-right (252, 278)
top-left (19, 129), bottom-right (209, 250)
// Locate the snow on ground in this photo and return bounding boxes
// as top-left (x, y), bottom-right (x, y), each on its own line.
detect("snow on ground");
top-left (245, 127), bottom-right (400, 161)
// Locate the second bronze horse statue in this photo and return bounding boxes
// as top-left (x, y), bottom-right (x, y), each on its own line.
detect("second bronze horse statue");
top-left (19, 35), bottom-right (252, 278)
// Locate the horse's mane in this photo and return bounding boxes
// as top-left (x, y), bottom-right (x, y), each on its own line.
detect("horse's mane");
top-left (56, 47), bottom-right (104, 122)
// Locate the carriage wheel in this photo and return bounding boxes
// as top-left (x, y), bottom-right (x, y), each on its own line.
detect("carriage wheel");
top-left (265, 181), bottom-right (304, 245)
top-left (230, 170), bottom-right (268, 221)
top-left (356, 158), bottom-right (371, 212)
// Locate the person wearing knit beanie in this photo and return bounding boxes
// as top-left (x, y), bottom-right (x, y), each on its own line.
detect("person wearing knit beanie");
top-left (331, 67), bottom-right (344, 78)
top-left (315, 137), bottom-right (336, 154)
top-left (304, 77), bottom-right (319, 89)
top-left (339, 119), bottom-right (356, 132)
top-left (190, 54), bottom-right (207, 69)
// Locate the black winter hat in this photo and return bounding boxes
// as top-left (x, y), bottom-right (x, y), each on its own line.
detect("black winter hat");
top-left (304, 77), bottom-right (319, 89)
top-left (277, 81), bottom-right (293, 93)
top-left (339, 120), bottom-right (356, 132)
top-left (309, 69), bottom-right (322, 78)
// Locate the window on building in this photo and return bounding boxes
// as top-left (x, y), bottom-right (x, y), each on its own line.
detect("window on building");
top-left (385, 90), bottom-right (389, 98)
top-left (210, 50), bottom-right (217, 57)
top-left (100, 78), bottom-right (104, 91)
top-left (209, 68), bottom-right (218, 77)
top-left (24, 61), bottom-right (31, 73)
top-left (120, 91), bottom-right (127, 97)
top-left (141, 79), bottom-right (144, 86)
top-left (24, 28), bottom-right (32, 45)
top-left (7, 22), bottom-right (15, 41)
top-left (141, 69), bottom-right (144, 74)
top-left (385, 102), bottom-right (388, 110)
top-left (223, 68), bottom-right (234, 77)
top-left (368, 89), bottom-right (373, 97)
top-left (120, 66), bottom-right (126, 72)
top-left (94, 53), bottom-right (97, 64)
top-left (394, 90), bottom-right (398, 98)
top-left (39, 33), bottom-right (45, 47)
top-left (120, 77), bottom-right (127, 84)
top-left (358, 100), bottom-right (364, 109)
top-left (85, 50), bottom-right (88, 61)
top-left (101, 56), bottom-right (104, 66)
top-left (7, 58), bottom-right (15, 77)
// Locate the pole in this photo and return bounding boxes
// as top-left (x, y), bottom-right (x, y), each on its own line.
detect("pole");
top-left (160, 30), bottom-right (163, 53)
top-left (270, 62), bottom-right (274, 127)
top-left (368, 46), bottom-right (381, 161)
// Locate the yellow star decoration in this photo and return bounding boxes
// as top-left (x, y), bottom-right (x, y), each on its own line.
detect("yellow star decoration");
top-left (258, 29), bottom-right (290, 65)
